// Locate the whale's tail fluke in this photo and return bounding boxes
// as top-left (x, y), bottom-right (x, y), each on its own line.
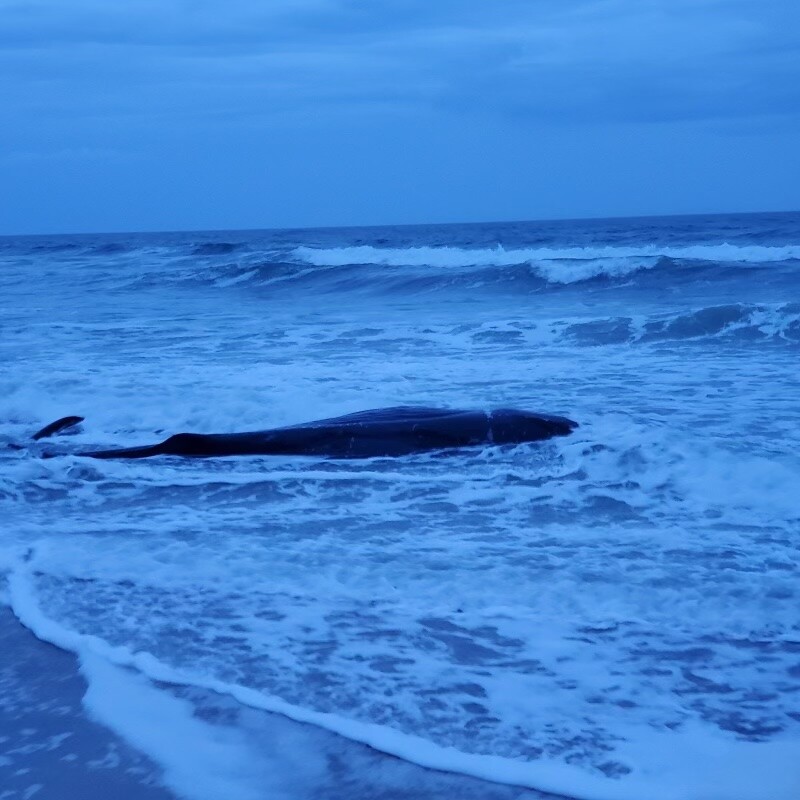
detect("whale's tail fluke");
top-left (32, 416), bottom-right (85, 440)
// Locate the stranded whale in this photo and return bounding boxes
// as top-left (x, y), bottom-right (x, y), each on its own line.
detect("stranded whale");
top-left (33, 407), bottom-right (577, 459)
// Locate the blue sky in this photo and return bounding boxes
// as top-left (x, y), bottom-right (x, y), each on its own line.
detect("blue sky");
top-left (1, 0), bottom-right (798, 234)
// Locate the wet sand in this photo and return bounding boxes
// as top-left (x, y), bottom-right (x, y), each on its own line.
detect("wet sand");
top-left (0, 605), bottom-right (174, 800)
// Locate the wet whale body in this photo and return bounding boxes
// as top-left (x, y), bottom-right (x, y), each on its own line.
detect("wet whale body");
top-left (72, 407), bottom-right (578, 460)
top-left (32, 415), bottom-right (85, 441)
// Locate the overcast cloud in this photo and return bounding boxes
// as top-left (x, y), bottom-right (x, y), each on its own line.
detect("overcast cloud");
top-left (1, 0), bottom-right (798, 233)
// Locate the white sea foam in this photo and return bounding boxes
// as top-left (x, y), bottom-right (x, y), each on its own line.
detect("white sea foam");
top-left (293, 242), bottom-right (800, 283)
top-left (81, 654), bottom-right (282, 800)
top-left (8, 562), bottom-right (800, 800)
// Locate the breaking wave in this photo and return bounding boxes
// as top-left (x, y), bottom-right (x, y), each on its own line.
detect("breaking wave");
top-left (293, 242), bottom-right (800, 284)
top-left (563, 303), bottom-right (800, 346)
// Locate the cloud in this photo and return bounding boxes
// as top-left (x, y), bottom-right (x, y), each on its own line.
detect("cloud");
top-left (1, 0), bottom-right (798, 130)
top-left (412, 0), bottom-right (800, 123)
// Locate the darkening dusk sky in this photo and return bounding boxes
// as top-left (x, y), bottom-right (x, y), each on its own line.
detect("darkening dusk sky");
top-left (1, 0), bottom-right (799, 234)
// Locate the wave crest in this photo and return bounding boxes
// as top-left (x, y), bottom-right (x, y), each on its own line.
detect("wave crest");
top-left (294, 243), bottom-right (800, 285)
top-left (565, 303), bottom-right (800, 346)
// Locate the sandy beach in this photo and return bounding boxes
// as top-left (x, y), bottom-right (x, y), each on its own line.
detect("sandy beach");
top-left (0, 605), bottom-right (174, 800)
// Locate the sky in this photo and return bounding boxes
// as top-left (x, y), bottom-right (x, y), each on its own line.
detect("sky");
top-left (1, 0), bottom-right (799, 235)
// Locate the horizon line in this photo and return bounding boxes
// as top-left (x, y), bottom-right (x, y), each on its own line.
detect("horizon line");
top-left (2, 207), bottom-right (798, 240)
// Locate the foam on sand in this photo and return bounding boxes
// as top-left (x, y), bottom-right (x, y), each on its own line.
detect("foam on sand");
top-left (8, 559), bottom-right (800, 800)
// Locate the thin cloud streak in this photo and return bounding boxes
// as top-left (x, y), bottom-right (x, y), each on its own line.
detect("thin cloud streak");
top-left (2, 0), bottom-right (798, 123)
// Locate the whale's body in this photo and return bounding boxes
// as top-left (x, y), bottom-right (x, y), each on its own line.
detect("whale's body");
top-left (76, 407), bottom-right (578, 460)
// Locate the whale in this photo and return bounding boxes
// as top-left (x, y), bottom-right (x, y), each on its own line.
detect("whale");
top-left (31, 407), bottom-right (577, 460)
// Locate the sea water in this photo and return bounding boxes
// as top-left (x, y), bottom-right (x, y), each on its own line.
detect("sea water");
top-left (1, 212), bottom-right (799, 799)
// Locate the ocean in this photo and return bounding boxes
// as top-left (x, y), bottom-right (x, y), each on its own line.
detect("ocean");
top-left (1, 211), bottom-right (799, 800)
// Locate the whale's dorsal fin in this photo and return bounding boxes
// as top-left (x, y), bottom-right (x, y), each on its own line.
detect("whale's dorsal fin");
top-left (32, 416), bottom-right (85, 440)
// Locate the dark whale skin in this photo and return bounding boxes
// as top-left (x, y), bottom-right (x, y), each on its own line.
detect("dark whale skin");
top-left (32, 416), bottom-right (84, 440)
top-left (79, 407), bottom-right (578, 460)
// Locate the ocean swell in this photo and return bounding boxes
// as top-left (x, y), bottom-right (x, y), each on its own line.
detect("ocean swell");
top-left (564, 303), bottom-right (800, 346)
top-left (293, 242), bottom-right (800, 284)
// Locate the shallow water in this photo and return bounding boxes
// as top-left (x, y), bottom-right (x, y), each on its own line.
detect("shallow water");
top-left (1, 212), bottom-right (799, 799)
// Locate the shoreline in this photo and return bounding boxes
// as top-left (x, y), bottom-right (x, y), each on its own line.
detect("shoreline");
top-left (0, 604), bottom-right (175, 800)
top-left (1, 604), bottom-right (565, 800)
